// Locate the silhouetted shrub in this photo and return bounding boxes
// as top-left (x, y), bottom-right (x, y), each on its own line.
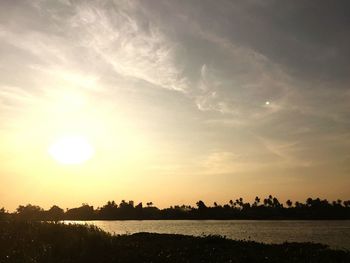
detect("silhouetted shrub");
top-left (0, 221), bottom-right (349, 263)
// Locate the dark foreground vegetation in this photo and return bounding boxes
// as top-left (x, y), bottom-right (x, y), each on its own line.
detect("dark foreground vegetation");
top-left (1, 196), bottom-right (350, 220)
top-left (0, 221), bottom-right (349, 263)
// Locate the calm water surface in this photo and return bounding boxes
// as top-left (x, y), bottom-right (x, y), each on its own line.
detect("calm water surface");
top-left (64, 220), bottom-right (350, 249)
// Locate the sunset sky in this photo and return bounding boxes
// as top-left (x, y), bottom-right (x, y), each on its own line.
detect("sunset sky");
top-left (1, 0), bottom-right (349, 211)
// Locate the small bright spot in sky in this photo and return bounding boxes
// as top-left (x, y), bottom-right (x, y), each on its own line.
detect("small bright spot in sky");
top-left (265, 101), bottom-right (270, 105)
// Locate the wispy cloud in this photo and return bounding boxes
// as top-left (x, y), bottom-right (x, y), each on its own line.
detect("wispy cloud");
top-left (253, 135), bottom-right (312, 167)
top-left (70, 2), bottom-right (188, 92)
top-left (0, 0), bottom-right (193, 137)
top-left (0, 0), bottom-right (189, 111)
top-left (188, 24), bottom-right (293, 119)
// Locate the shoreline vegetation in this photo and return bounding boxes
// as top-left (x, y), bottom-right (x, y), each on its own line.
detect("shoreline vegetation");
top-left (1, 196), bottom-right (350, 221)
top-left (0, 221), bottom-right (349, 263)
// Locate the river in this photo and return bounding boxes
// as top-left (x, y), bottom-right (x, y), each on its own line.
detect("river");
top-left (63, 220), bottom-right (350, 250)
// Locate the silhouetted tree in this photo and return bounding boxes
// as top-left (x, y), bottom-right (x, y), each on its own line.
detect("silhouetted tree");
top-left (196, 200), bottom-right (207, 210)
top-left (47, 205), bottom-right (64, 221)
top-left (120, 200), bottom-right (127, 208)
top-left (2, 195), bottom-right (350, 221)
top-left (306, 198), bottom-right (313, 207)
top-left (0, 207), bottom-right (6, 220)
top-left (235, 198), bottom-right (244, 209)
top-left (253, 196), bottom-right (260, 207)
top-left (229, 200), bottom-right (234, 207)
top-left (135, 202), bottom-right (143, 209)
top-left (263, 198), bottom-right (269, 207)
top-left (16, 204), bottom-right (44, 220)
top-left (273, 197), bottom-right (281, 208)
top-left (100, 201), bottom-right (118, 219)
top-left (65, 204), bottom-right (94, 220)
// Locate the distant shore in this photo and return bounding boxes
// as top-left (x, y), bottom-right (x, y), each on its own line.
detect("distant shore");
top-left (60, 218), bottom-right (350, 221)
top-left (0, 221), bottom-right (349, 263)
top-left (2, 196), bottom-right (350, 221)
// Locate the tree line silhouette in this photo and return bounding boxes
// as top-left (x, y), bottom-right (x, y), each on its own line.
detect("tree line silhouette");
top-left (1, 196), bottom-right (350, 221)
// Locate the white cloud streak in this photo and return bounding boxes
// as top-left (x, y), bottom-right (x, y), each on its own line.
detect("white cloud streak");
top-left (70, 2), bottom-right (188, 92)
top-left (0, 0), bottom-right (189, 113)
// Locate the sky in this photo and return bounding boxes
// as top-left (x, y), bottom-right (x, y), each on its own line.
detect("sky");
top-left (0, 0), bottom-right (349, 211)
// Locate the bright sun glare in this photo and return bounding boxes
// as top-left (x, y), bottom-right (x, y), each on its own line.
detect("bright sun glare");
top-left (49, 136), bottom-right (94, 165)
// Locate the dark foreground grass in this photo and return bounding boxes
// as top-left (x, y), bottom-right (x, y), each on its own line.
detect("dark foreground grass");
top-left (0, 221), bottom-right (349, 263)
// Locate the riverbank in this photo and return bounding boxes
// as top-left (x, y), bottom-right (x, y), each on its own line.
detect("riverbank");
top-left (0, 221), bottom-right (349, 262)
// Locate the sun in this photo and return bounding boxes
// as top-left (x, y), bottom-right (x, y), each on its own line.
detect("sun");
top-left (49, 136), bottom-right (94, 164)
